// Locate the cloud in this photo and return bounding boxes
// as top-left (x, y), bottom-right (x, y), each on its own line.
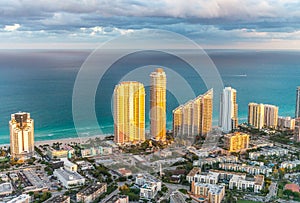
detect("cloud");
top-left (80, 26), bottom-right (134, 36)
top-left (3, 24), bottom-right (20, 31)
top-left (0, 0), bottom-right (299, 49)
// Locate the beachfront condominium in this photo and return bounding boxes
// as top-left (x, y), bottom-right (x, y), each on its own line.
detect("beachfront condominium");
top-left (296, 87), bottom-right (300, 118)
top-left (294, 118), bottom-right (300, 142)
top-left (248, 103), bottom-right (278, 129)
top-left (9, 112), bottom-right (34, 161)
top-left (248, 103), bottom-right (264, 129)
top-left (150, 68), bottom-right (167, 142)
top-left (264, 104), bottom-right (279, 127)
top-left (113, 81), bottom-right (145, 145)
top-left (173, 89), bottom-right (213, 138)
top-left (219, 87), bottom-right (238, 133)
top-left (224, 132), bottom-right (250, 152)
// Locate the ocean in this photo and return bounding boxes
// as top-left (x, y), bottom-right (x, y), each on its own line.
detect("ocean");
top-left (0, 49), bottom-right (299, 144)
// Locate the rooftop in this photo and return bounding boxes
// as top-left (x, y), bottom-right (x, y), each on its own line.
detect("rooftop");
top-left (54, 168), bottom-right (84, 181)
top-left (194, 182), bottom-right (224, 195)
top-left (187, 167), bottom-right (201, 177)
top-left (7, 194), bottom-right (30, 203)
top-left (285, 184), bottom-right (300, 193)
top-left (78, 183), bottom-right (107, 196)
top-left (0, 182), bottom-right (13, 194)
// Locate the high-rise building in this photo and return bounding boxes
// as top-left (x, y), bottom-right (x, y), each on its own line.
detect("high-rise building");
top-left (248, 103), bottom-right (265, 129)
top-left (295, 87), bottom-right (300, 118)
top-left (173, 89), bottom-right (213, 138)
top-left (248, 103), bottom-right (278, 129)
top-left (224, 132), bottom-right (249, 152)
top-left (219, 87), bottom-right (238, 133)
top-left (150, 68), bottom-right (167, 142)
top-left (294, 118), bottom-right (300, 142)
top-left (264, 104), bottom-right (278, 128)
top-left (9, 112), bottom-right (34, 161)
top-left (114, 81), bottom-right (145, 145)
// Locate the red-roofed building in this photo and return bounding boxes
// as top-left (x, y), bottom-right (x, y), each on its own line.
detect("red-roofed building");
top-left (284, 184), bottom-right (300, 193)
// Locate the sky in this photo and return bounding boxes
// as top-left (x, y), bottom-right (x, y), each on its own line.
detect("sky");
top-left (0, 0), bottom-right (300, 49)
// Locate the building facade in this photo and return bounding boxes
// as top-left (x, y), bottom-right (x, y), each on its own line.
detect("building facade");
top-left (53, 168), bottom-right (85, 189)
top-left (114, 81), bottom-right (145, 145)
top-left (191, 182), bottom-right (225, 203)
top-left (224, 132), bottom-right (249, 152)
top-left (173, 89), bottom-right (213, 138)
top-left (150, 68), bottom-right (167, 142)
top-left (264, 104), bottom-right (278, 128)
top-left (278, 116), bottom-right (295, 129)
top-left (9, 112), bottom-right (34, 161)
top-left (219, 87), bottom-right (238, 133)
top-left (76, 183), bottom-right (107, 203)
top-left (296, 87), bottom-right (300, 118)
top-left (248, 103), bottom-right (278, 129)
top-left (294, 118), bottom-right (300, 142)
top-left (248, 103), bottom-right (265, 129)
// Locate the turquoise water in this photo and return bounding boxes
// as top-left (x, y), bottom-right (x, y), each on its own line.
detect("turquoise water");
top-left (0, 49), bottom-right (299, 144)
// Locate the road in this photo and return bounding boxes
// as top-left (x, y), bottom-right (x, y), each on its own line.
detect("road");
top-left (101, 188), bottom-right (119, 203)
top-left (158, 183), bottom-right (190, 202)
top-left (265, 182), bottom-right (278, 202)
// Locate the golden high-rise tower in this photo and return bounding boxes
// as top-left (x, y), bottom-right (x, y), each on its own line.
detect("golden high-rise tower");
top-left (150, 68), bottom-right (167, 142)
top-left (224, 132), bottom-right (249, 152)
top-left (9, 112), bottom-right (34, 161)
top-left (114, 81), bottom-right (145, 145)
top-left (173, 89), bottom-right (213, 138)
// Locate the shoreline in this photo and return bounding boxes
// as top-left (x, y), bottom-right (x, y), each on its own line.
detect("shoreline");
top-left (0, 134), bottom-right (110, 148)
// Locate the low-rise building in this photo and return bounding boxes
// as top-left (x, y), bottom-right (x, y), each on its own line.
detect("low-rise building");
top-left (191, 182), bottom-right (225, 203)
top-left (278, 116), bottom-right (295, 129)
top-left (76, 183), bottom-right (107, 203)
top-left (47, 148), bottom-right (68, 159)
top-left (209, 170), bottom-right (246, 181)
top-left (50, 160), bottom-right (64, 169)
top-left (229, 175), bottom-right (264, 193)
top-left (76, 160), bottom-right (95, 171)
top-left (0, 182), bottom-right (13, 196)
top-left (284, 184), bottom-right (300, 193)
top-left (61, 158), bottom-right (78, 172)
top-left (118, 168), bottom-right (132, 177)
top-left (280, 160), bottom-right (300, 169)
top-left (219, 163), bottom-right (272, 176)
top-left (81, 146), bottom-right (113, 158)
top-left (7, 194), bottom-right (31, 203)
top-left (193, 156), bottom-right (239, 167)
top-left (186, 167), bottom-right (201, 183)
top-left (9, 173), bottom-right (18, 181)
top-left (44, 195), bottom-right (70, 203)
top-left (53, 168), bottom-right (85, 189)
top-left (187, 171), bottom-right (219, 184)
top-left (114, 195), bottom-right (129, 203)
top-left (136, 174), bottom-right (162, 200)
top-left (248, 147), bottom-right (288, 160)
top-left (0, 174), bottom-right (9, 182)
top-left (19, 169), bottom-right (48, 192)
